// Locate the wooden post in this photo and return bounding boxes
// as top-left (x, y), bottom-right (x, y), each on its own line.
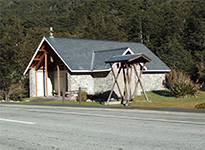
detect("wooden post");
top-left (133, 63), bottom-right (150, 102)
top-left (62, 88), bottom-right (65, 103)
top-left (122, 66), bottom-right (128, 104)
top-left (45, 53), bottom-right (48, 97)
top-left (139, 78), bottom-right (150, 102)
top-left (132, 63), bottom-right (143, 99)
top-left (79, 87), bottom-right (82, 104)
top-left (129, 65), bottom-right (133, 101)
top-left (57, 65), bottom-right (60, 97)
top-left (126, 63), bottom-right (131, 102)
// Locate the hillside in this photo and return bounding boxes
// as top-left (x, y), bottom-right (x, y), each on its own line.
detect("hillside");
top-left (0, 0), bottom-right (204, 98)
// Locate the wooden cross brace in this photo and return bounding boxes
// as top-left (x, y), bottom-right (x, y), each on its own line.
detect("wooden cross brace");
top-left (107, 63), bottom-right (123, 102)
top-left (132, 63), bottom-right (151, 102)
top-left (107, 62), bottom-right (151, 104)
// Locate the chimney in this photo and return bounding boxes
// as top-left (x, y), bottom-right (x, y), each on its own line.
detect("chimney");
top-left (49, 27), bottom-right (54, 38)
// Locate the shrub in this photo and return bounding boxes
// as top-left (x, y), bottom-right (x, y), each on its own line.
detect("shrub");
top-left (195, 102), bottom-right (205, 109)
top-left (76, 90), bottom-right (88, 102)
top-left (1, 82), bottom-right (27, 101)
top-left (0, 92), bottom-right (3, 100)
top-left (164, 70), bottom-right (198, 98)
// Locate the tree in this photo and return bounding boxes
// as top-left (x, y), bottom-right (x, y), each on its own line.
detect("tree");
top-left (0, 17), bottom-right (27, 100)
top-left (0, 0), bottom-right (204, 99)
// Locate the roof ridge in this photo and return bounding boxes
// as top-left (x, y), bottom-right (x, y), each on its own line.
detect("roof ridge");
top-left (90, 52), bottom-right (95, 70)
top-left (45, 36), bottom-right (143, 44)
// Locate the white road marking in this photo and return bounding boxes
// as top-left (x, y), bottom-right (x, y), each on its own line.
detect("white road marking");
top-left (0, 118), bottom-right (35, 125)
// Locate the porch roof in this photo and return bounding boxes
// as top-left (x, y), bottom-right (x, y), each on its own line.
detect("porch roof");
top-left (105, 53), bottom-right (151, 64)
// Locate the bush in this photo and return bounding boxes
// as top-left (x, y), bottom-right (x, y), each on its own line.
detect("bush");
top-left (76, 90), bottom-right (88, 102)
top-left (195, 102), bottom-right (205, 109)
top-left (164, 70), bottom-right (198, 98)
top-left (0, 92), bottom-right (3, 100)
top-left (1, 82), bottom-right (27, 101)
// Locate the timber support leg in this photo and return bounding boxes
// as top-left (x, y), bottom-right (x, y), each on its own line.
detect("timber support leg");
top-left (107, 63), bottom-right (123, 102)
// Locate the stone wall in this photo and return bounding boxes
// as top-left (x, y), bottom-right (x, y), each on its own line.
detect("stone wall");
top-left (69, 74), bottom-right (94, 94)
top-left (141, 73), bottom-right (166, 91)
top-left (29, 67), bottom-right (166, 98)
top-left (92, 64), bottom-right (166, 96)
top-left (93, 72), bottom-right (113, 94)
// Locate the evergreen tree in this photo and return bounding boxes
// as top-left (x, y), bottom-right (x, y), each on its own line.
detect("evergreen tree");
top-left (0, 17), bottom-right (27, 100)
top-left (0, 0), bottom-right (204, 98)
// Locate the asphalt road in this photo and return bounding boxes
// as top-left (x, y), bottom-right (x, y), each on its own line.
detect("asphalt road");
top-left (0, 104), bottom-right (205, 150)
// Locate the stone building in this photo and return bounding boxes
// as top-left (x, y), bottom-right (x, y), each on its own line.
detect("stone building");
top-left (24, 36), bottom-right (170, 98)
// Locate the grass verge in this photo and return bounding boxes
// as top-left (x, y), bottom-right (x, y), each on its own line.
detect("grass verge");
top-left (19, 90), bottom-right (205, 109)
top-left (130, 90), bottom-right (205, 109)
top-left (42, 100), bottom-right (103, 106)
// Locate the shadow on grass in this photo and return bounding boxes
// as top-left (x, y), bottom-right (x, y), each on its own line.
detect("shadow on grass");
top-left (152, 90), bottom-right (174, 97)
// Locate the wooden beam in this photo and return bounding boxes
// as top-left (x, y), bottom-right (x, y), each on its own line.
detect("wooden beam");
top-left (38, 49), bottom-right (46, 52)
top-left (107, 63), bottom-right (123, 102)
top-left (125, 63), bottom-right (131, 102)
top-left (133, 63), bottom-right (150, 102)
top-left (122, 66), bottom-right (127, 104)
top-left (57, 65), bottom-right (60, 97)
top-left (129, 65), bottom-right (133, 100)
top-left (45, 53), bottom-right (48, 97)
top-left (40, 45), bottom-right (45, 50)
top-left (35, 53), bottom-right (46, 70)
top-left (34, 58), bottom-right (40, 61)
top-left (66, 72), bottom-right (68, 92)
top-left (132, 63), bottom-right (142, 98)
top-left (29, 61), bottom-right (38, 69)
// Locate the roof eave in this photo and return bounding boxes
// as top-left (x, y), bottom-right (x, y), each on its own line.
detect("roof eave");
top-left (143, 69), bottom-right (171, 73)
top-left (71, 68), bottom-right (111, 73)
top-left (71, 69), bottom-right (171, 73)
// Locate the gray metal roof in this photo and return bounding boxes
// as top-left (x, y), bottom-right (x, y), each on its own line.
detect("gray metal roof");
top-left (45, 37), bottom-right (170, 72)
top-left (92, 48), bottom-right (128, 70)
top-left (104, 53), bottom-right (151, 63)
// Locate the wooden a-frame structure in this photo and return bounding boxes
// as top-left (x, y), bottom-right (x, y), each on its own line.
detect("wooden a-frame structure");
top-left (105, 53), bottom-right (152, 106)
top-left (25, 41), bottom-right (66, 97)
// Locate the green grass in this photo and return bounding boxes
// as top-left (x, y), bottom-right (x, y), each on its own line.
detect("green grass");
top-left (22, 90), bottom-right (205, 109)
top-left (130, 90), bottom-right (205, 109)
top-left (42, 100), bottom-right (102, 106)
top-left (22, 97), bottom-right (42, 101)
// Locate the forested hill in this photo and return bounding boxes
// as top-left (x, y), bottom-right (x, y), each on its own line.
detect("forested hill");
top-left (0, 0), bottom-right (204, 95)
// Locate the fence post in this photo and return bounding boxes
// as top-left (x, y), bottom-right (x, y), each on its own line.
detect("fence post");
top-left (79, 87), bottom-right (82, 104)
top-left (62, 88), bottom-right (65, 103)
